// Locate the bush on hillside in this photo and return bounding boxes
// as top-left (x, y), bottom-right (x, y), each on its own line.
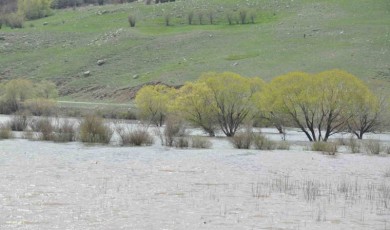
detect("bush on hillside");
top-left (128, 15), bottom-right (136, 27)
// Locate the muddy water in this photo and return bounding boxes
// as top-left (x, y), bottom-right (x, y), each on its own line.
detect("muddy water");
top-left (0, 138), bottom-right (389, 230)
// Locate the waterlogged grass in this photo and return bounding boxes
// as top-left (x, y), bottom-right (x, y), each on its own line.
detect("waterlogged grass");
top-left (0, 0), bottom-right (389, 101)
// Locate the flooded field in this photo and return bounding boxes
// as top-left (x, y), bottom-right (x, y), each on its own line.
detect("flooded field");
top-left (1, 134), bottom-right (390, 229)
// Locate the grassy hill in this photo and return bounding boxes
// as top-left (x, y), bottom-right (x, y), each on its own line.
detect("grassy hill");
top-left (0, 0), bottom-right (389, 102)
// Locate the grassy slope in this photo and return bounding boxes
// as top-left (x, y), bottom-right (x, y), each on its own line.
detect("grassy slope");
top-left (0, 0), bottom-right (389, 102)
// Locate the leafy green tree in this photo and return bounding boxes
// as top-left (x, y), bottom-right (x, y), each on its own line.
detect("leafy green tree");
top-left (172, 81), bottom-right (218, 136)
top-left (260, 70), bottom-right (373, 142)
top-left (135, 84), bottom-right (176, 126)
top-left (199, 72), bottom-right (264, 137)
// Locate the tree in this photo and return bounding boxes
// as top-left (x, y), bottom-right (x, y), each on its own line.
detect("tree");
top-left (260, 70), bottom-right (371, 142)
top-left (35, 80), bottom-right (58, 99)
top-left (172, 81), bottom-right (218, 136)
top-left (347, 93), bottom-right (386, 139)
top-left (2, 78), bottom-right (33, 113)
top-left (199, 72), bottom-right (264, 137)
top-left (135, 84), bottom-right (176, 126)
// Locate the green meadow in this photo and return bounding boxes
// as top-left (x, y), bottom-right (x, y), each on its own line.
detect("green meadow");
top-left (0, 0), bottom-right (389, 102)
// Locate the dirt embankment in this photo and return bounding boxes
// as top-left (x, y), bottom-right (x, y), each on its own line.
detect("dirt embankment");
top-left (58, 81), bottom-right (182, 102)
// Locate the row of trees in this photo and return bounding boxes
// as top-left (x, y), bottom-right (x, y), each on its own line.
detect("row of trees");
top-left (135, 70), bottom-right (387, 141)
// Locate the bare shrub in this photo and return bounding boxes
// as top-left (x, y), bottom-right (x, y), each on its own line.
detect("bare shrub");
top-left (276, 141), bottom-right (290, 150)
top-left (161, 116), bottom-right (186, 147)
top-left (253, 133), bottom-right (276, 150)
top-left (8, 113), bottom-right (29, 131)
top-left (174, 136), bottom-right (189, 148)
top-left (117, 127), bottom-right (154, 146)
top-left (54, 119), bottom-right (76, 142)
top-left (4, 13), bottom-right (24, 28)
top-left (230, 130), bottom-right (253, 149)
top-left (311, 141), bottom-right (338, 155)
top-left (0, 123), bottom-right (13, 139)
top-left (128, 15), bottom-right (136, 27)
top-left (363, 139), bottom-right (382, 154)
top-left (191, 136), bottom-right (212, 149)
top-left (79, 115), bottom-right (113, 144)
top-left (347, 136), bottom-right (360, 153)
top-left (30, 117), bottom-right (54, 141)
top-left (23, 98), bottom-right (56, 116)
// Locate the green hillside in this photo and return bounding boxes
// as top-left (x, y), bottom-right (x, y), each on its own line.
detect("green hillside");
top-left (0, 0), bottom-right (389, 102)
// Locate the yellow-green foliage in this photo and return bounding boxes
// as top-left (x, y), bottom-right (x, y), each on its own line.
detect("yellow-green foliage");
top-left (0, 78), bottom-right (58, 114)
top-left (172, 82), bottom-right (218, 136)
top-left (18, 0), bottom-right (53, 20)
top-left (135, 84), bottom-right (176, 126)
top-left (259, 69), bottom-right (375, 142)
top-left (199, 72), bottom-right (264, 137)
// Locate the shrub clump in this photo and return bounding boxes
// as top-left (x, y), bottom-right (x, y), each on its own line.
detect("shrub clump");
top-left (8, 113), bottom-right (29, 131)
top-left (347, 136), bottom-right (361, 153)
top-left (79, 115), bottom-right (113, 144)
top-left (363, 139), bottom-right (382, 155)
top-left (230, 130), bottom-right (253, 149)
top-left (311, 141), bottom-right (338, 155)
top-left (160, 116), bottom-right (186, 147)
top-left (30, 117), bottom-right (54, 141)
top-left (23, 98), bottom-right (56, 116)
top-left (0, 123), bottom-right (13, 139)
top-left (54, 119), bottom-right (76, 142)
top-left (128, 15), bottom-right (136, 27)
top-left (253, 133), bottom-right (276, 150)
top-left (118, 128), bottom-right (154, 146)
top-left (190, 136), bottom-right (212, 149)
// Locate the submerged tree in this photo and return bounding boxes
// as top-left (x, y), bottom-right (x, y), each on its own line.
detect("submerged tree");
top-left (199, 72), bottom-right (264, 137)
top-left (172, 81), bottom-right (218, 136)
top-left (260, 70), bottom-right (373, 142)
top-left (135, 84), bottom-right (176, 126)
